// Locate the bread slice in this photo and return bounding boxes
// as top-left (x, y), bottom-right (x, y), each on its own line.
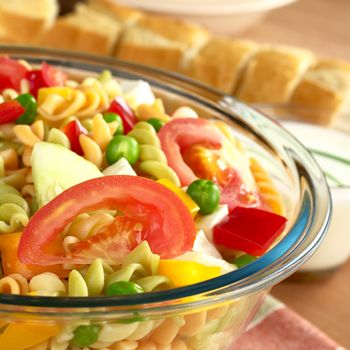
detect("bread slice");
top-left (290, 67), bottom-right (350, 125)
top-left (187, 37), bottom-right (259, 93)
top-left (236, 46), bottom-right (314, 103)
top-left (0, 26), bottom-right (18, 44)
top-left (0, 0), bottom-right (58, 43)
top-left (116, 14), bottom-right (210, 73)
top-left (38, 3), bottom-right (122, 55)
top-left (117, 26), bottom-right (186, 72)
top-left (87, 0), bottom-right (142, 27)
top-left (314, 58), bottom-right (350, 72)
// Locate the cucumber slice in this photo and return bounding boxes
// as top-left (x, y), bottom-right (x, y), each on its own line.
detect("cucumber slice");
top-left (32, 142), bottom-right (103, 207)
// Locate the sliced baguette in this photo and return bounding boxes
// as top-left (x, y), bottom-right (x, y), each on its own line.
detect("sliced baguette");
top-left (116, 14), bottom-right (210, 73)
top-left (314, 58), bottom-right (350, 72)
top-left (117, 26), bottom-right (186, 72)
top-left (87, 0), bottom-right (142, 27)
top-left (290, 67), bottom-right (350, 125)
top-left (0, 0), bottom-right (59, 43)
top-left (187, 37), bottom-right (259, 93)
top-left (236, 45), bottom-right (314, 103)
top-left (38, 3), bottom-right (122, 56)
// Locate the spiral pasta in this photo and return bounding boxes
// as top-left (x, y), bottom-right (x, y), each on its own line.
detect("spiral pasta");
top-left (0, 273), bottom-right (29, 294)
top-left (38, 84), bottom-right (110, 121)
top-left (106, 241), bottom-right (171, 293)
top-left (135, 99), bottom-right (171, 123)
top-left (0, 183), bottom-right (29, 233)
top-left (63, 212), bottom-right (115, 241)
top-left (81, 70), bottom-right (122, 101)
top-left (128, 122), bottom-right (180, 186)
top-left (250, 157), bottom-right (286, 216)
top-left (29, 272), bottom-right (67, 296)
top-left (0, 167), bottom-right (29, 190)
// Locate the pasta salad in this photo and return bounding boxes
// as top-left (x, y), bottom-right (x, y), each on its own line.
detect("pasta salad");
top-left (0, 56), bottom-right (287, 350)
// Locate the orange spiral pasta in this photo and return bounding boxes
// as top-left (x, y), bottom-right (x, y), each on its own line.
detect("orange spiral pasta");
top-left (250, 157), bottom-right (286, 216)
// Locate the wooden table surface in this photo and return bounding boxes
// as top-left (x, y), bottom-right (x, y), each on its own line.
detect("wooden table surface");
top-left (239, 0), bottom-right (350, 348)
top-left (240, 0), bottom-right (350, 60)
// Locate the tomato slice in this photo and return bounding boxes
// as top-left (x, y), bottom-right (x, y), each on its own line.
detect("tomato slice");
top-left (0, 56), bottom-right (28, 92)
top-left (158, 118), bottom-right (223, 186)
top-left (0, 101), bottom-right (25, 125)
top-left (26, 62), bottom-right (67, 97)
top-left (18, 176), bottom-right (196, 266)
top-left (213, 207), bottom-right (287, 256)
top-left (219, 171), bottom-right (261, 212)
top-left (183, 143), bottom-right (261, 212)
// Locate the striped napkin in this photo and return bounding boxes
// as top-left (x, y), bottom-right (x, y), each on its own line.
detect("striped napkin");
top-left (229, 296), bottom-right (345, 350)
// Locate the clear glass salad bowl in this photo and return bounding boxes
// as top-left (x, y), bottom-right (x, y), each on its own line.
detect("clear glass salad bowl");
top-left (0, 47), bottom-right (331, 350)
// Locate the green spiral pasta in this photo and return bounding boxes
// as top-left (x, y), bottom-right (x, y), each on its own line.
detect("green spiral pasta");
top-left (106, 241), bottom-right (172, 293)
top-left (128, 122), bottom-right (180, 186)
top-left (0, 183), bottom-right (30, 233)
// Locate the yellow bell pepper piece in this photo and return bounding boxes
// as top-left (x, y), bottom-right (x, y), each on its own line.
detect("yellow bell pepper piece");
top-left (158, 260), bottom-right (221, 287)
top-left (0, 323), bottom-right (60, 350)
top-left (157, 178), bottom-right (199, 218)
top-left (37, 87), bottom-right (74, 104)
top-left (0, 232), bottom-right (69, 279)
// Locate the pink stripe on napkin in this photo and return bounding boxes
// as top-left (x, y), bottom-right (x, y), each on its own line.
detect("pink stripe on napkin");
top-left (229, 297), bottom-right (344, 350)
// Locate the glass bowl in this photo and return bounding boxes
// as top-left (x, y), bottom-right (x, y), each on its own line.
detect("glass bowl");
top-left (0, 46), bottom-right (331, 350)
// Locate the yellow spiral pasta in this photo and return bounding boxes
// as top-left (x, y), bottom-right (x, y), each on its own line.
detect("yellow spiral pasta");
top-left (0, 273), bottom-right (29, 294)
top-left (0, 183), bottom-right (30, 233)
top-left (250, 157), bottom-right (286, 216)
top-left (81, 70), bottom-right (122, 101)
top-left (135, 99), bottom-right (171, 123)
top-left (128, 122), bottom-right (180, 186)
top-left (38, 84), bottom-right (110, 121)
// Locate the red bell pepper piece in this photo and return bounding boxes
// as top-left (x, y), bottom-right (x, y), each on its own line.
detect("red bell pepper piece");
top-left (213, 207), bottom-right (287, 256)
top-left (107, 96), bottom-right (137, 133)
top-left (0, 100), bottom-right (25, 125)
top-left (62, 119), bottom-right (87, 155)
top-left (0, 56), bottom-right (28, 92)
top-left (26, 62), bottom-right (67, 98)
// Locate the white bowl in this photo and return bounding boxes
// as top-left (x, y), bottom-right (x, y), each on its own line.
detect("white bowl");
top-left (115, 0), bottom-right (297, 34)
top-left (283, 121), bottom-right (350, 272)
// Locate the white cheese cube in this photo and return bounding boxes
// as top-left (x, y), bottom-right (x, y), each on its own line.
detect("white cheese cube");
top-left (195, 205), bottom-right (229, 242)
top-left (103, 158), bottom-right (136, 176)
top-left (121, 80), bottom-right (155, 109)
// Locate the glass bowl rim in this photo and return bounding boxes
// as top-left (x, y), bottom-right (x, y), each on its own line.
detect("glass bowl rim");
top-left (0, 46), bottom-right (331, 312)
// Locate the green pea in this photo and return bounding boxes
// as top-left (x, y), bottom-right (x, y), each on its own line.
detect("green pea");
top-left (105, 281), bottom-right (144, 296)
top-left (106, 135), bottom-right (139, 165)
top-left (233, 254), bottom-right (257, 268)
top-left (71, 325), bottom-right (101, 347)
top-left (147, 118), bottom-right (164, 132)
top-left (186, 179), bottom-right (220, 215)
top-left (103, 112), bottom-right (124, 135)
top-left (15, 93), bottom-right (37, 125)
